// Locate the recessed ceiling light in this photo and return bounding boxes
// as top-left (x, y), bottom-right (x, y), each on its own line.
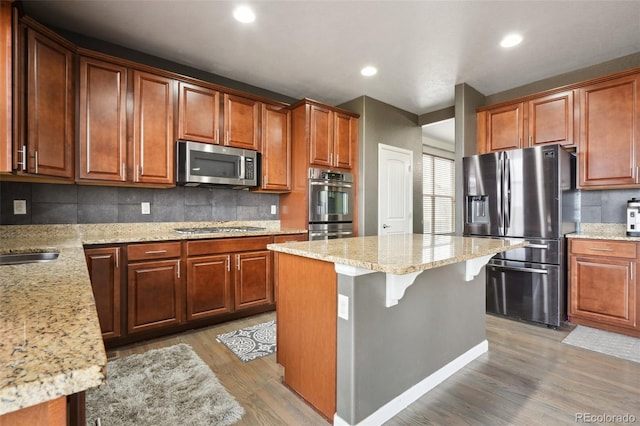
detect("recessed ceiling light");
top-left (361, 66), bottom-right (377, 77)
top-left (500, 33), bottom-right (523, 48)
top-left (233, 5), bottom-right (255, 23)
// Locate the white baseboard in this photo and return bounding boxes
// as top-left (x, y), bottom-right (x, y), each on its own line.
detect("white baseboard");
top-left (333, 339), bottom-right (488, 426)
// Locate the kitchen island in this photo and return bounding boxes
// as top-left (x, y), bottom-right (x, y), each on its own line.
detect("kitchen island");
top-left (268, 234), bottom-right (527, 426)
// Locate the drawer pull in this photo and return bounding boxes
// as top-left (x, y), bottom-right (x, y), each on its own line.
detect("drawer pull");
top-left (145, 250), bottom-right (168, 255)
top-left (588, 247), bottom-right (613, 252)
top-left (527, 244), bottom-right (548, 249)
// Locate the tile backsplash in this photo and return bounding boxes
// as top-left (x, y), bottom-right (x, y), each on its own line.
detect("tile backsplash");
top-left (0, 182), bottom-right (279, 225)
top-left (578, 188), bottom-right (640, 224)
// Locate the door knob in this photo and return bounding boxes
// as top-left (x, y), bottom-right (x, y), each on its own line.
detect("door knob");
top-left (382, 224), bottom-right (390, 229)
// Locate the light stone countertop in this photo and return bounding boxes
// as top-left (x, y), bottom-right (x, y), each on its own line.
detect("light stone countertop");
top-left (0, 221), bottom-right (306, 416)
top-left (567, 223), bottom-right (640, 242)
top-left (268, 234), bottom-right (528, 275)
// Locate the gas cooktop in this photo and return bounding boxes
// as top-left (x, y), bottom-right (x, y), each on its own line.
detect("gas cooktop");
top-left (174, 226), bottom-right (266, 235)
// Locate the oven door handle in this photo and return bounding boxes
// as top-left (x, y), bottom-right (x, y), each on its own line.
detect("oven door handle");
top-left (310, 231), bottom-right (353, 238)
top-left (309, 181), bottom-right (353, 188)
top-left (488, 264), bottom-right (548, 274)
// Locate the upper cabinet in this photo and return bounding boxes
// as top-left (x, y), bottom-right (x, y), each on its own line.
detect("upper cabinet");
top-left (258, 103), bottom-right (291, 192)
top-left (305, 102), bottom-right (357, 170)
top-left (223, 93), bottom-right (260, 150)
top-left (577, 74), bottom-right (640, 188)
top-left (78, 56), bottom-right (127, 182)
top-left (1, 1), bottom-right (12, 173)
top-left (13, 24), bottom-right (75, 179)
top-left (177, 81), bottom-right (220, 144)
top-left (132, 70), bottom-right (175, 185)
top-left (477, 90), bottom-right (574, 154)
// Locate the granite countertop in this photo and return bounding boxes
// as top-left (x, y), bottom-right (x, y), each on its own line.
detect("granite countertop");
top-left (268, 234), bottom-right (528, 275)
top-left (0, 221), bottom-right (306, 416)
top-left (567, 223), bottom-right (640, 242)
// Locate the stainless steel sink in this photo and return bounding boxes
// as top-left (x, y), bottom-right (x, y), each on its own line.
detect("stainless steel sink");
top-left (174, 226), bottom-right (266, 235)
top-left (0, 251), bottom-right (60, 265)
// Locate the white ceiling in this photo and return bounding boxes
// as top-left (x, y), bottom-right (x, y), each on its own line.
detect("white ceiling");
top-left (21, 1), bottom-right (640, 116)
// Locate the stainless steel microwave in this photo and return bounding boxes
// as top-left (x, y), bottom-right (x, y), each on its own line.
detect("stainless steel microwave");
top-left (176, 140), bottom-right (259, 188)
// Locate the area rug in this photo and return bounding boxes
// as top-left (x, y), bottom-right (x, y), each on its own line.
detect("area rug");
top-left (85, 343), bottom-right (244, 426)
top-left (562, 325), bottom-right (640, 364)
top-left (216, 320), bottom-right (276, 362)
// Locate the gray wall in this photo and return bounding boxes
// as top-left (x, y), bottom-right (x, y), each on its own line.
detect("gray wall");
top-left (339, 96), bottom-right (423, 236)
top-left (0, 182), bottom-right (279, 225)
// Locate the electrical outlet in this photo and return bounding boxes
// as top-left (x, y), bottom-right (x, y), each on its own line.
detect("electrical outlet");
top-left (141, 202), bottom-right (151, 215)
top-left (338, 294), bottom-right (349, 320)
top-left (13, 200), bottom-right (27, 215)
top-left (270, 204), bottom-right (277, 215)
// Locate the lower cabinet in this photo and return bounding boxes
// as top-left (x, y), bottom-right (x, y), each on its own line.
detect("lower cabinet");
top-left (126, 242), bottom-right (183, 334)
top-left (85, 247), bottom-right (122, 340)
top-left (569, 238), bottom-right (638, 335)
top-left (85, 234), bottom-right (297, 346)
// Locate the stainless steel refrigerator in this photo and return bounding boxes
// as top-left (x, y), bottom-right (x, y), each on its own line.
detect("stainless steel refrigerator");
top-left (463, 144), bottom-right (576, 328)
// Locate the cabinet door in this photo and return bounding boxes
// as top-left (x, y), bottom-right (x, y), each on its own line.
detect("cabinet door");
top-left (483, 103), bottom-right (524, 153)
top-left (78, 57), bottom-right (127, 181)
top-left (127, 259), bottom-right (182, 333)
top-left (132, 70), bottom-right (175, 185)
top-left (528, 90), bottom-right (574, 147)
top-left (85, 247), bottom-right (121, 340)
top-left (25, 28), bottom-right (74, 178)
top-left (0, 2), bottom-right (11, 173)
top-left (260, 104), bottom-right (291, 191)
top-left (186, 255), bottom-right (232, 320)
top-left (578, 74), bottom-right (640, 188)
top-left (334, 112), bottom-right (356, 169)
top-left (234, 250), bottom-right (272, 310)
top-left (223, 93), bottom-right (259, 150)
top-left (309, 104), bottom-right (334, 167)
top-left (570, 255), bottom-right (636, 328)
top-left (178, 81), bottom-right (220, 144)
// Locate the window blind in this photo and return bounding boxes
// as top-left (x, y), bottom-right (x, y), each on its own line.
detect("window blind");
top-left (423, 154), bottom-right (455, 234)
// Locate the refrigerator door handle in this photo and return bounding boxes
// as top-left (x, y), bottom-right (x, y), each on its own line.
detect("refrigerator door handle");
top-left (497, 152), bottom-right (504, 235)
top-left (503, 153), bottom-right (511, 233)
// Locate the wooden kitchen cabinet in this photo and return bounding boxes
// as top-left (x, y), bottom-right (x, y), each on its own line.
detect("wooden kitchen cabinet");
top-left (234, 250), bottom-right (272, 310)
top-left (569, 239), bottom-right (638, 335)
top-left (307, 103), bottom-right (357, 170)
top-left (126, 242), bottom-right (183, 334)
top-left (223, 93), bottom-right (260, 150)
top-left (186, 236), bottom-right (273, 316)
top-left (77, 56), bottom-right (127, 182)
top-left (178, 81), bottom-right (220, 144)
top-left (577, 73), bottom-right (640, 188)
top-left (132, 70), bottom-right (175, 185)
top-left (13, 25), bottom-right (74, 179)
top-left (477, 90), bottom-right (574, 154)
top-left (85, 246), bottom-right (122, 340)
top-left (258, 103), bottom-right (291, 191)
top-left (185, 254), bottom-right (232, 321)
top-left (1, 1), bottom-right (12, 173)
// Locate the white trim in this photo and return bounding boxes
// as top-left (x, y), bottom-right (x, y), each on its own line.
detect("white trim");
top-left (385, 271), bottom-right (423, 307)
top-left (335, 263), bottom-right (375, 277)
top-left (464, 254), bottom-right (494, 281)
top-left (333, 340), bottom-right (489, 426)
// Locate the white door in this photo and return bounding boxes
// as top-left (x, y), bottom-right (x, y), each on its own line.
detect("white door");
top-left (378, 144), bottom-right (413, 235)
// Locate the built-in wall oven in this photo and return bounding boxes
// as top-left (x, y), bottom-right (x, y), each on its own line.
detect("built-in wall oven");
top-left (308, 168), bottom-right (354, 240)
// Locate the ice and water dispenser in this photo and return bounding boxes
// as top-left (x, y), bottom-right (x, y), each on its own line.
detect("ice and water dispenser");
top-left (467, 195), bottom-right (489, 224)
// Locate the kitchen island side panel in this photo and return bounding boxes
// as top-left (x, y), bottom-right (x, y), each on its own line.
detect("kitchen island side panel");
top-left (336, 263), bottom-right (487, 425)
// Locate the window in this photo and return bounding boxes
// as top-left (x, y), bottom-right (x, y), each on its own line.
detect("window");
top-left (423, 154), bottom-right (455, 234)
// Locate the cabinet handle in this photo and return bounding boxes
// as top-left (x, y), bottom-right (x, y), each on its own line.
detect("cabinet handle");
top-left (226, 257), bottom-right (230, 271)
top-left (34, 151), bottom-right (38, 174)
top-left (121, 163), bottom-right (126, 180)
top-left (237, 254), bottom-right (240, 270)
top-left (137, 164), bottom-right (141, 181)
top-left (588, 247), bottom-right (613, 252)
top-left (177, 260), bottom-right (181, 278)
top-left (330, 152), bottom-right (333, 165)
top-left (226, 131), bottom-right (230, 144)
top-left (145, 249), bottom-right (167, 255)
top-left (216, 129), bottom-right (219, 144)
top-left (263, 175), bottom-right (267, 186)
top-left (115, 248), bottom-right (119, 269)
top-left (18, 145), bottom-right (26, 170)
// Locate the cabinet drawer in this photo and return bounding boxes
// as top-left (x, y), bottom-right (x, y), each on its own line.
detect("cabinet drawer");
top-left (570, 239), bottom-right (637, 259)
top-left (187, 236), bottom-right (271, 256)
top-left (127, 242), bottom-right (182, 261)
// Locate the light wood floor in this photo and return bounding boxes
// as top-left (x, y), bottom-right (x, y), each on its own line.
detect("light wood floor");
top-left (108, 312), bottom-right (640, 425)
